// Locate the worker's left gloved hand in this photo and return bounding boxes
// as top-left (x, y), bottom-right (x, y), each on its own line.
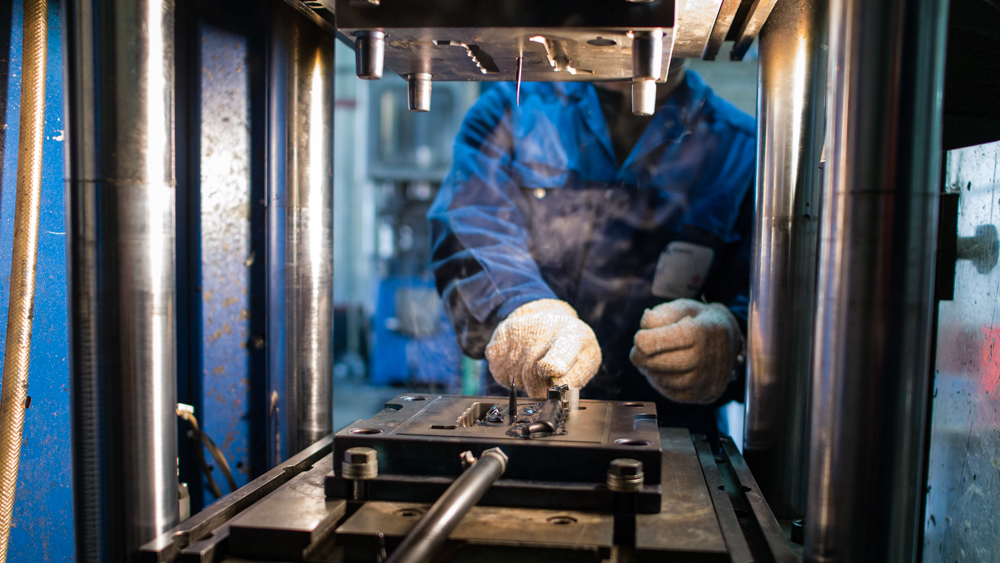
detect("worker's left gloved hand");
top-left (629, 298), bottom-right (742, 405)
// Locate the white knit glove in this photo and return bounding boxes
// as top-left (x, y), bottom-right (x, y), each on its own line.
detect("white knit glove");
top-left (629, 299), bottom-right (742, 404)
top-left (485, 299), bottom-right (602, 398)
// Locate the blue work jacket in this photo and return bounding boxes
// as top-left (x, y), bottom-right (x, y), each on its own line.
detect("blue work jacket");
top-left (429, 71), bottom-right (756, 439)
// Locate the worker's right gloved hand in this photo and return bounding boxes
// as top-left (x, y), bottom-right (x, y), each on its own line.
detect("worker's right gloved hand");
top-left (485, 299), bottom-right (602, 398)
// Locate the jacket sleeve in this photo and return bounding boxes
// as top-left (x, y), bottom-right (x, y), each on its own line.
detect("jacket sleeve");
top-left (428, 86), bottom-right (558, 358)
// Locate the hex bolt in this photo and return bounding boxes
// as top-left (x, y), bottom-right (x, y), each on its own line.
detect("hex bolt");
top-left (607, 458), bottom-right (644, 493)
top-left (608, 458), bottom-right (644, 560)
top-left (354, 31), bottom-right (385, 80)
top-left (342, 447), bottom-right (379, 501)
top-left (631, 29), bottom-right (663, 116)
top-left (407, 73), bottom-right (432, 112)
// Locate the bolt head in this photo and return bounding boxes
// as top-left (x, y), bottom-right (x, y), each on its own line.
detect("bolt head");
top-left (609, 458), bottom-right (643, 476)
top-left (344, 447), bottom-right (377, 465)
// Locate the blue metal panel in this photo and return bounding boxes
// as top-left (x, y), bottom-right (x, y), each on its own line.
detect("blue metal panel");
top-left (197, 23), bottom-right (254, 507)
top-left (0, 0), bottom-right (73, 560)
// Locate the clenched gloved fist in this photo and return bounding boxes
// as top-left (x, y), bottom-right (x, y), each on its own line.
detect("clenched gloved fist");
top-left (485, 299), bottom-right (602, 398)
top-left (630, 298), bottom-right (742, 404)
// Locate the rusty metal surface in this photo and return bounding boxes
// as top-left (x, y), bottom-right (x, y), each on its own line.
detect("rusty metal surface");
top-left (228, 457), bottom-right (346, 561)
top-left (634, 429), bottom-right (727, 558)
top-left (924, 141), bottom-right (1000, 563)
top-left (199, 23), bottom-right (255, 505)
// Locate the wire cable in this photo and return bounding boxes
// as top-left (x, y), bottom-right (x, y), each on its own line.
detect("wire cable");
top-left (0, 1), bottom-right (47, 560)
top-left (177, 406), bottom-right (238, 497)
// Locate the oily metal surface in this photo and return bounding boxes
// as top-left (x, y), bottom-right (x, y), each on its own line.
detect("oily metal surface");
top-left (139, 435), bottom-right (333, 562)
top-left (395, 396), bottom-right (609, 444)
top-left (693, 435), bottom-right (753, 563)
top-left (227, 457), bottom-right (346, 561)
top-left (674, 0), bottom-right (726, 57)
top-left (336, 428), bottom-right (726, 559)
top-left (335, 395), bottom-right (662, 485)
top-left (338, 501), bottom-right (612, 549)
top-left (634, 429), bottom-right (727, 557)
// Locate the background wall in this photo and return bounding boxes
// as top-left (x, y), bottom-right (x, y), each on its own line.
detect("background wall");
top-left (924, 140), bottom-right (1000, 562)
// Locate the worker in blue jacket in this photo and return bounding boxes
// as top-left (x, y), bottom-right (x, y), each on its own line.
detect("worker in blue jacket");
top-left (428, 64), bottom-right (755, 443)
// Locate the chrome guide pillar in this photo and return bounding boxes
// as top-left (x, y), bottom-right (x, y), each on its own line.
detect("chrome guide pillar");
top-left (806, 0), bottom-right (949, 560)
top-left (267, 1), bottom-right (335, 460)
top-left (64, 0), bottom-right (179, 560)
top-left (745, 0), bottom-right (827, 519)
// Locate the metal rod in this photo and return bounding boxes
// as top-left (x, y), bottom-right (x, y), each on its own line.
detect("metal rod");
top-left (744, 0), bottom-right (827, 520)
top-left (806, 0), bottom-right (949, 559)
top-left (267, 2), bottom-right (336, 460)
top-left (0, 0), bottom-right (47, 560)
top-left (65, 0), bottom-right (180, 559)
top-left (385, 448), bottom-right (508, 563)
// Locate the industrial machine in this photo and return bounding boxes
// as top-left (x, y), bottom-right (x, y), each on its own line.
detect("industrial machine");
top-left (141, 388), bottom-right (796, 562)
top-left (1, 0), bottom-right (999, 561)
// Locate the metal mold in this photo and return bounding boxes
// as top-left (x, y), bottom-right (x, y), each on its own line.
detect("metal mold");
top-left (327, 395), bottom-right (663, 513)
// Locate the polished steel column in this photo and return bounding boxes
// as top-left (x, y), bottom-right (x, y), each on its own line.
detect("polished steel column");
top-left (64, 0), bottom-right (179, 560)
top-left (806, 0), bottom-right (949, 560)
top-left (267, 1), bottom-right (335, 460)
top-left (745, 0), bottom-right (827, 519)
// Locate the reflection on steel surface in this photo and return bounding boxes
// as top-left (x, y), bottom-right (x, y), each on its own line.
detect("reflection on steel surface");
top-left (267, 1), bottom-right (336, 461)
top-left (745, 0), bottom-right (826, 520)
top-left (65, 0), bottom-right (180, 559)
top-left (806, 0), bottom-right (949, 560)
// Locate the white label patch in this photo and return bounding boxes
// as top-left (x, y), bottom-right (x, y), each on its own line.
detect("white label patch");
top-left (651, 242), bottom-right (715, 299)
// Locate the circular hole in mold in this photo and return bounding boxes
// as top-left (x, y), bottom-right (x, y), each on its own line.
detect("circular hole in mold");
top-left (400, 396), bottom-right (428, 401)
top-left (349, 428), bottom-right (383, 435)
top-left (396, 508), bottom-right (425, 518)
top-left (618, 402), bottom-right (646, 407)
top-left (547, 515), bottom-right (578, 525)
top-left (614, 438), bottom-right (651, 447)
top-left (587, 37), bottom-right (616, 47)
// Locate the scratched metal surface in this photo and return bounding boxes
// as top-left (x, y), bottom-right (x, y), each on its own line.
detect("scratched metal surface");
top-left (924, 140), bottom-right (1000, 562)
top-left (0, 0), bottom-right (74, 560)
top-left (199, 24), bottom-right (254, 507)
